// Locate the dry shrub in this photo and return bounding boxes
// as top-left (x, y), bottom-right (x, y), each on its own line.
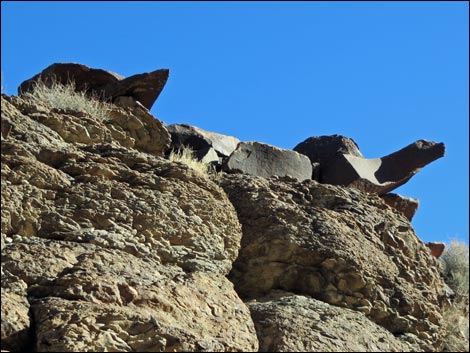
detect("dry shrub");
top-left (22, 78), bottom-right (112, 121)
top-left (169, 146), bottom-right (214, 177)
top-left (440, 239), bottom-right (469, 352)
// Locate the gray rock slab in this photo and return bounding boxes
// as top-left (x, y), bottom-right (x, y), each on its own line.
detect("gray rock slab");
top-left (321, 140), bottom-right (445, 195)
top-left (223, 141), bottom-right (312, 181)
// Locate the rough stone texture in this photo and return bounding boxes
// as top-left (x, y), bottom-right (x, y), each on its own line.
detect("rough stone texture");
top-left (248, 292), bottom-right (421, 352)
top-left (426, 242), bottom-right (446, 259)
top-left (2, 94), bottom-right (170, 157)
top-left (221, 173), bottom-right (448, 350)
top-left (223, 142), bottom-right (313, 181)
top-left (381, 193), bottom-right (420, 221)
top-left (1, 94), bottom-right (258, 351)
top-left (18, 63), bottom-right (169, 110)
top-left (294, 134), bottom-right (363, 163)
top-left (321, 140), bottom-right (445, 195)
top-left (167, 124), bottom-right (240, 164)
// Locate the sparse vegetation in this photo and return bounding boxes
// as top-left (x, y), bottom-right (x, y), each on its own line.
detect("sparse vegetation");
top-left (441, 239), bottom-right (469, 297)
top-left (22, 78), bottom-right (112, 121)
top-left (440, 239), bottom-right (469, 352)
top-left (169, 145), bottom-right (214, 177)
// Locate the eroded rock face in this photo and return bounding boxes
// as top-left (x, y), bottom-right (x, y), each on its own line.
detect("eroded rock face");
top-left (223, 142), bottom-right (313, 181)
top-left (1, 94), bottom-right (258, 351)
top-left (248, 292), bottom-right (422, 352)
top-left (221, 173), bottom-right (448, 350)
top-left (381, 193), bottom-right (419, 221)
top-left (18, 63), bottom-right (169, 110)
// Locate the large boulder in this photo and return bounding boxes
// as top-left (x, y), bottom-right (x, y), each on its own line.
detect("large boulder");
top-left (1, 94), bottom-right (258, 351)
top-left (321, 140), bottom-right (445, 194)
top-left (248, 292), bottom-right (420, 352)
top-left (223, 141), bottom-right (313, 181)
top-left (220, 173), bottom-right (449, 350)
top-left (18, 63), bottom-right (169, 110)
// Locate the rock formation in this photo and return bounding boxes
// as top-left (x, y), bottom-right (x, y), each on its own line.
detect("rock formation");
top-left (248, 292), bottom-right (422, 351)
top-left (18, 63), bottom-right (169, 110)
top-left (1, 63), bottom-right (458, 352)
top-left (220, 173), bottom-right (448, 350)
top-left (1, 93), bottom-right (257, 352)
top-left (223, 141), bottom-right (313, 181)
top-left (295, 136), bottom-right (445, 195)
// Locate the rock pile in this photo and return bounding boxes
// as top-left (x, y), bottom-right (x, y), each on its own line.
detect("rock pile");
top-left (1, 63), bottom-right (454, 352)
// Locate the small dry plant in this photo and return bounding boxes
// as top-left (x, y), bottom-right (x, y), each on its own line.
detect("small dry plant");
top-left (169, 146), bottom-right (213, 177)
top-left (22, 78), bottom-right (112, 121)
top-left (440, 239), bottom-right (469, 352)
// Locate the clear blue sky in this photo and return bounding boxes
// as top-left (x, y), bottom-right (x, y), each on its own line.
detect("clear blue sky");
top-left (2, 1), bottom-right (468, 245)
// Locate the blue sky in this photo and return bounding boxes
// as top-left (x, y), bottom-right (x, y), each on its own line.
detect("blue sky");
top-left (2, 1), bottom-right (468, 244)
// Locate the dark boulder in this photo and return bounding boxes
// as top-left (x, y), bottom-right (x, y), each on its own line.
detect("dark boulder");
top-left (294, 135), bottom-right (363, 164)
top-left (321, 140), bottom-right (445, 195)
top-left (18, 63), bottom-right (168, 110)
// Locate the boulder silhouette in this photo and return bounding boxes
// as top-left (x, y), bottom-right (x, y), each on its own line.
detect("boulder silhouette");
top-left (18, 63), bottom-right (168, 110)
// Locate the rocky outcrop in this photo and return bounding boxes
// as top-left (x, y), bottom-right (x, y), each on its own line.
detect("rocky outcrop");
top-left (223, 142), bottom-right (313, 181)
top-left (18, 63), bottom-right (169, 110)
top-left (1, 94), bottom-right (258, 351)
top-left (248, 291), bottom-right (421, 352)
top-left (295, 136), bottom-right (445, 195)
top-left (221, 173), bottom-right (448, 350)
top-left (381, 193), bottom-right (420, 221)
top-left (166, 123), bottom-right (240, 166)
top-left (2, 62), bottom-right (454, 352)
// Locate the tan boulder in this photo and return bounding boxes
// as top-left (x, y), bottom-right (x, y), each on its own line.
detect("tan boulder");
top-left (1, 93), bottom-right (257, 351)
top-left (248, 291), bottom-right (423, 352)
top-left (221, 173), bottom-right (448, 350)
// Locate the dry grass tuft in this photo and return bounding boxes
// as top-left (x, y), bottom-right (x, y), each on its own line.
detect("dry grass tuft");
top-left (22, 78), bottom-right (112, 121)
top-left (169, 146), bottom-right (214, 177)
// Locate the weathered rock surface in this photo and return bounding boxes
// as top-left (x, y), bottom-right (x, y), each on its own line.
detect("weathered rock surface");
top-left (381, 193), bottom-right (420, 221)
top-left (223, 142), bottom-right (313, 181)
top-left (320, 140), bottom-right (445, 194)
top-left (221, 173), bottom-right (448, 350)
top-left (18, 63), bottom-right (169, 110)
top-left (248, 291), bottom-right (421, 352)
top-left (1, 65), bottom-right (453, 352)
top-left (167, 124), bottom-right (240, 165)
top-left (1, 94), bottom-right (258, 351)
